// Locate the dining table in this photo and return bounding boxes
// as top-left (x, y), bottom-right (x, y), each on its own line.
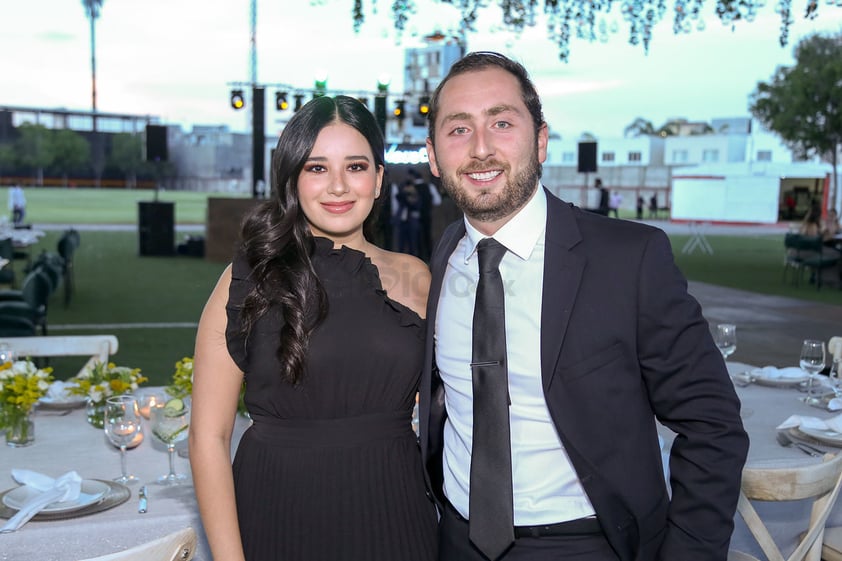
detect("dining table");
top-left (0, 389), bottom-right (251, 561)
top-left (4, 366), bottom-right (842, 560)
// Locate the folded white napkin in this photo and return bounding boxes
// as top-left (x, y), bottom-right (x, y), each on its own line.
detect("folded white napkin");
top-left (751, 366), bottom-right (809, 379)
top-left (777, 413), bottom-right (842, 433)
top-left (0, 470), bottom-right (82, 533)
top-left (43, 381), bottom-right (74, 402)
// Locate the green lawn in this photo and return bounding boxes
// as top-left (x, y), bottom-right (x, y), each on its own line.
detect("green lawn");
top-left (2, 188), bottom-right (839, 385)
top-left (2, 186), bottom-right (247, 224)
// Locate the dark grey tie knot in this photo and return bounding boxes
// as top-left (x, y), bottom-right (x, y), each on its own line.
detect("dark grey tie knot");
top-left (477, 238), bottom-right (507, 274)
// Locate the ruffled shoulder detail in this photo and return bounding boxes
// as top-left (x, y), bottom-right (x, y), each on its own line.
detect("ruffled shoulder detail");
top-left (225, 250), bottom-right (253, 372)
top-left (312, 237), bottom-right (423, 330)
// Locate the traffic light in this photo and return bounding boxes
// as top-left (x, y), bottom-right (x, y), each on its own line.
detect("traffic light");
top-left (275, 91), bottom-right (289, 111)
top-left (418, 96), bottom-right (430, 118)
top-left (230, 89), bottom-right (245, 110)
top-left (294, 94), bottom-right (305, 112)
top-left (393, 100), bottom-right (405, 121)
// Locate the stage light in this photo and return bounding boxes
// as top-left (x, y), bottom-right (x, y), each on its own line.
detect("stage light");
top-left (230, 89), bottom-right (245, 110)
top-left (294, 94), bottom-right (305, 112)
top-left (313, 72), bottom-right (328, 98)
top-left (393, 100), bottom-right (405, 120)
top-left (418, 96), bottom-right (430, 118)
top-left (275, 91), bottom-right (289, 111)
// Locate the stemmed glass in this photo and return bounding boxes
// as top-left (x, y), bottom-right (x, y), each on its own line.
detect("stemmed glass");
top-left (800, 339), bottom-right (827, 406)
top-left (150, 399), bottom-right (191, 485)
top-left (714, 323), bottom-right (737, 361)
top-left (103, 395), bottom-right (141, 485)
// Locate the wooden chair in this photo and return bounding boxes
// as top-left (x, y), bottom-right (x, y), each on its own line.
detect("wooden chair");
top-left (727, 452), bottom-right (842, 561)
top-left (78, 527), bottom-right (197, 561)
top-left (0, 335), bottom-right (118, 374)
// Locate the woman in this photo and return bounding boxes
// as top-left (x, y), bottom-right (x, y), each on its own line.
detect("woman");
top-left (190, 96), bottom-right (437, 561)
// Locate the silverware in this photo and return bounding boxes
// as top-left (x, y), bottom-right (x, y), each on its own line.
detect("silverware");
top-left (776, 431), bottom-right (824, 457)
top-left (138, 485), bottom-right (147, 514)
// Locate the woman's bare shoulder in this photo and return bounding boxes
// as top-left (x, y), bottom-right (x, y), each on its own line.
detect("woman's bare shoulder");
top-left (368, 248), bottom-right (431, 318)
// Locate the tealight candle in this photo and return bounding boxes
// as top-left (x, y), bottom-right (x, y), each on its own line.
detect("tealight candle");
top-left (139, 394), bottom-right (161, 419)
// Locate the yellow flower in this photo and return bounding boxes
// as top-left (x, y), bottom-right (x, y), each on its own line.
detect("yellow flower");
top-left (0, 360), bottom-right (54, 424)
top-left (66, 361), bottom-right (147, 402)
top-left (167, 357), bottom-right (194, 400)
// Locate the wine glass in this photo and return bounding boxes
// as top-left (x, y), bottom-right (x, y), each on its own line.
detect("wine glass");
top-left (829, 357), bottom-right (842, 398)
top-left (103, 395), bottom-right (141, 485)
top-left (800, 339), bottom-right (827, 405)
top-left (150, 399), bottom-right (191, 485)
top-left (714, 323), bottom-right (737, 361)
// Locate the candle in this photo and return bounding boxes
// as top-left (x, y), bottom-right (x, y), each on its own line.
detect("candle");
top-left (139, 394), bottom-right (160, 419)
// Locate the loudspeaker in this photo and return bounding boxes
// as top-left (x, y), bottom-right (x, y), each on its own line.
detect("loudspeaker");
top-left (146, 125), bottom-right (168, 162)
top-left (138, 201), bottom-right (175, 256)
top-left (577, 141), bottom-right (597, 173)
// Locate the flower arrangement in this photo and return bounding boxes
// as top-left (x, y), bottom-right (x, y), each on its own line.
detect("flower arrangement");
top-left (166, 357), bottom-right (193, 400)
top-left (67, 361), bottom-right (147, 403)
top-left (167, 356), bottom-right (248, 416)
top-left (0, 360), bottom-right (54, 446)
top-left (67, 361), bottom-right (147, 428)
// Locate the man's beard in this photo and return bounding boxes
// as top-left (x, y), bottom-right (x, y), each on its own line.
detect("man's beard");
top-left (437, 147), bottom-right (542, 224)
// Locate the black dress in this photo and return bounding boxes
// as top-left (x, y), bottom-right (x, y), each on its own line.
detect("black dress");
top-left (226, 237), bottom-right (438, 561)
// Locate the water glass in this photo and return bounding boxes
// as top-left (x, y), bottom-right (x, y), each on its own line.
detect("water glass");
top-left (150, 400), bottom-right (191, 485)
top-left (714, 323), bottom-right (737, 361)
top-left (800, 339), bottom-right (827, 405)
top-left (104, 395), bottom-right (141, 485)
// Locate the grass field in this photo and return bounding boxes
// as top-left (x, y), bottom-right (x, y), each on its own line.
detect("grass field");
top-left (2, 187), bottom-right (840, 385)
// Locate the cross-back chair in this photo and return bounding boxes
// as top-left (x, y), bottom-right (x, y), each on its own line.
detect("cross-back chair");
top-left (77, 527), bottom-right (197, 561)
top-left (728, 452), bottom-right (842, 561)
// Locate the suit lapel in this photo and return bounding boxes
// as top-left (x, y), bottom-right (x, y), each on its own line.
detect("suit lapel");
top-left (540, 191), bottom-right (586, 393)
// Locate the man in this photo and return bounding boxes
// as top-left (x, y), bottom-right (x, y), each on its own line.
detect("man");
top-left (408, 167), bottom-right (443, 261)
top-left (609, 190), bottom-right (622, 218)
top-left (595, 178), bottom-right (609, 215)
top-left (419, 51), bottom-right (748, 561)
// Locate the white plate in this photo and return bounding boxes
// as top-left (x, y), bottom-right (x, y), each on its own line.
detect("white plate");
top-left (797, 426), bottom-right (842, 446)
top-left (750, 369), bottom-right (809, 387)
top-left (38, 396), bottom-right (87, 409)
top-left (2, 479), bottom-right (109, 514)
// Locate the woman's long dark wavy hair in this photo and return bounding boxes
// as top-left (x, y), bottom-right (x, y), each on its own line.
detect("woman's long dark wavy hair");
top-left (237, 95), bottom-right (386, 384)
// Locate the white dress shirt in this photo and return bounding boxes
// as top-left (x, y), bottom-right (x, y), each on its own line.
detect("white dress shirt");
top-left (435, 186), bottom-right (596, 525)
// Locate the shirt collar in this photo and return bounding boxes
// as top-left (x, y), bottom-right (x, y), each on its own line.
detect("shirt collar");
top-left (463, 184), bottom-right (547, 263)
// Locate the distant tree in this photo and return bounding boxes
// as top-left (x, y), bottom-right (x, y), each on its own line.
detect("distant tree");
top-left (624, 118), bottom-right (656, 137)
top-left (579, 131), bottom-right (597, 141)
top-left (689, 123), bottom-right (715, 135)
top-left (750, 31), bottom-right (842, 211)
top-left (108, 133), bottom-right (144, 188)
top-left (15, 124), bottom-right (52, 186)
top-left (0, 144), bottom-right (15, 176)
top-left (49, 129), bottom-right (90, 187)
top-left (347, 0), bottom-right (841, 61)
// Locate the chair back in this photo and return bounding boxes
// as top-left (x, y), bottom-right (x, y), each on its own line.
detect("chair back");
top-left (20, 269), bottom-right (51, 310)
top-left (731, 452), bottom-right (842, 561)
top-left (77, 527), bottom-right (197, 561)
top-left (1, 335), bottom-right (119, 372)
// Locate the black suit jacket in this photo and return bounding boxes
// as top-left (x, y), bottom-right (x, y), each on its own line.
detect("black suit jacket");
top-left (419, 189), bottom-right (748, 561)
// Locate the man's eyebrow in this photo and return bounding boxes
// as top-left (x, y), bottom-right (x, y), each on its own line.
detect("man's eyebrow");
top-left (441, 104), bottom-right (522, 124)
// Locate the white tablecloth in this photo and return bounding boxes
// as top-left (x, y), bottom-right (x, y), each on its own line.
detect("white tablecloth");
top-left (0, 394), bottom-right (250, 561)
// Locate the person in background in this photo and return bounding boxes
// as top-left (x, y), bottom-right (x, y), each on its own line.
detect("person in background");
top-left (595, 178), bottom-right (609, 215)
top-left (822, 207), bottom-right (840, 245)
top-left (420, 51), bottom-right (748, 561)
top-left (396, 179), bottom-right (422, 256)
top-left (190, 95), bottom-right (437, 561)
top-left (608, 190), bottom-right (622, 218)
top-left (799, 204), bottom-right (822, 237)
top-left (408, 167), bottom-right (442, 261)
top-left (636, 195), bottom-right (645, 220)
top-left (648, 192), bottom-right (658, 219)
top-left (8, 185), bottom-right (26, 225)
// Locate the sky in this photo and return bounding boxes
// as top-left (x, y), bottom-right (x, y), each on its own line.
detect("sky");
top-left (3, 0), bottom-right (842, 141)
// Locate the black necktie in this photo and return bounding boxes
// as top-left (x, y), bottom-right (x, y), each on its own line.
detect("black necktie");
top-left (469, 238), bottom-right (514, 560)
